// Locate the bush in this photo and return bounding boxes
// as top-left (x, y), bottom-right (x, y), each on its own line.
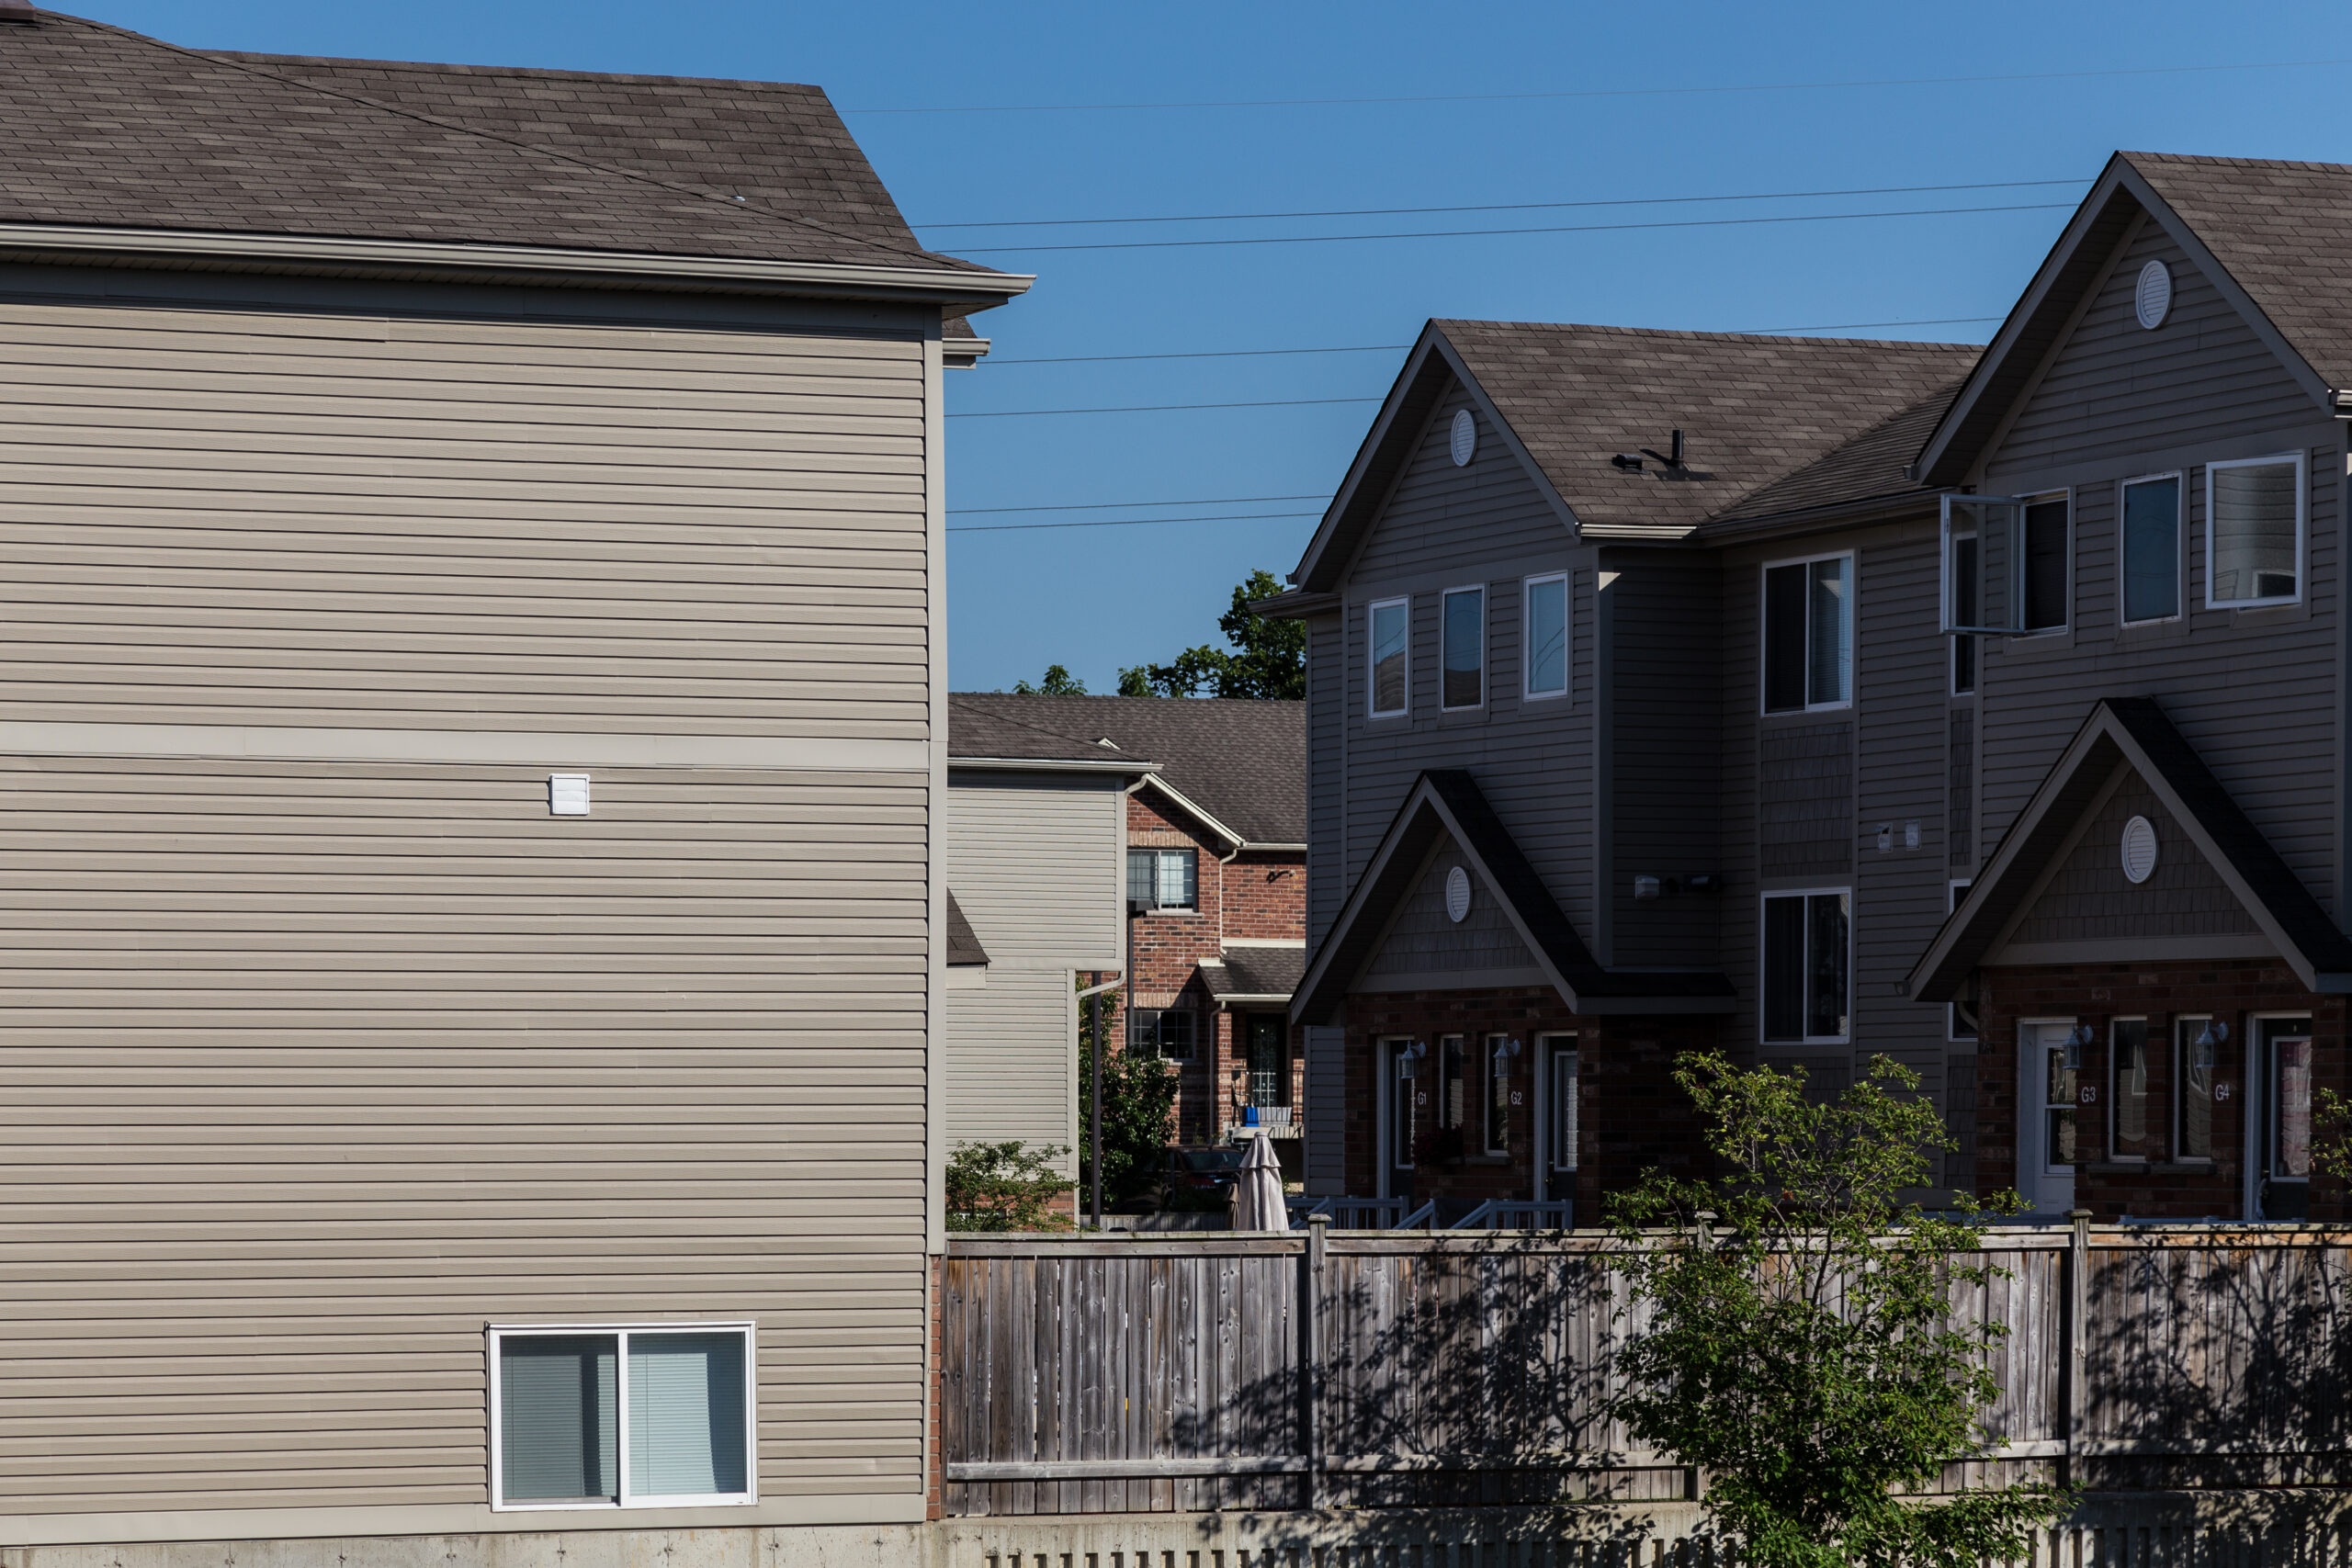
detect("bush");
top-left (1076, 983), bottom-right (1179, 1209)
top-left (944, 1141), bottom-right (1074, 1232)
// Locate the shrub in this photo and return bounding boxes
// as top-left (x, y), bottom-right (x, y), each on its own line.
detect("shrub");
top-left (944, 1141), bottom-right (1074, 1232)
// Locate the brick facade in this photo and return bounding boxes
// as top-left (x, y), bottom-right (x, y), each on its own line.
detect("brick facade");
top-left (1124, 790), bottom-right (1308, 1149)
top-left (1978, 957), bottom-right (2348, 1222)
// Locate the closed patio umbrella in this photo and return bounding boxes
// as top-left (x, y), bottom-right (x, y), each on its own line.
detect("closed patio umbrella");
top-left (1229, 1131), bottom-right (1287, 1232)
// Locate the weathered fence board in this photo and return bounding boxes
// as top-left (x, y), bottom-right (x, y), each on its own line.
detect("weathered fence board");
top-left (943, 1223), bottom-right (2352, 1517)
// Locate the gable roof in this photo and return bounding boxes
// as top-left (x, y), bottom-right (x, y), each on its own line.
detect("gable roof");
top-left (945, 890), bottom-right (989, 967)
top-left (947, 694), bottom-right (1305, 848)
top-left (1908, 698), bottom-right (2352, 999)
top-left (1199, 946), bottom-right (1305, 1004)
top-left (1290, 321), bottom-right (1977, 588)
top-left (1291, 770), bottom-right (1735, 1022)
top-left (1706, 376), bottom-right (1968, 529)
top-left (0, 10), bottom-right (1026, 305)
top-left (1917, 151), bottom-right (2346, 486)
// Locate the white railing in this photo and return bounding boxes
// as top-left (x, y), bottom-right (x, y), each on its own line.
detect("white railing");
top-left (1288, 1195), bottom-right (1407, 1229)
top-left (1449, 1198), bottom-right (1576, 1231)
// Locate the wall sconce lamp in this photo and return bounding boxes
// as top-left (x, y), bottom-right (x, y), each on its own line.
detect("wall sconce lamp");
top-left (2196, 1020), bottom-right (2231, 1048)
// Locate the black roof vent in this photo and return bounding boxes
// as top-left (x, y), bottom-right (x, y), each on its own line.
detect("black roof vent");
top-left (0, 1), bottom-right (38, 22)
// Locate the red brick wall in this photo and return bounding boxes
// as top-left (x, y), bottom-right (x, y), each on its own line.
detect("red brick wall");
top-left (1978, 957), bottom-right (2347, 1222)
top-left (1338, 986), bottom-right (1723, 1213)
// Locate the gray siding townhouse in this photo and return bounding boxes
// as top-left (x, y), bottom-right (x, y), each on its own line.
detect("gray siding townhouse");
top-left (0, 9), bottom-right (1024, 1562)
top-left (1267, 151), bottom-right (2352, 1230)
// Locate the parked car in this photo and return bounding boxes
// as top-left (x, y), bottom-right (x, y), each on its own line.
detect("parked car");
top-left (1159, 1145), bottom-right (1251, 1209)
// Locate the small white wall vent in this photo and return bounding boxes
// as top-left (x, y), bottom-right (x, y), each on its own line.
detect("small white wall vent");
top-left (2120, 815), bottom-right (2159, 884)
top-left (2134, 260), bottom-right (2173, 331)
top-left (548, 773), bottom-right (591, 817)
top-left (1449, 409), bottom-right (1477, 467)
top-left (1444, 864), bottom-right (1473, 922)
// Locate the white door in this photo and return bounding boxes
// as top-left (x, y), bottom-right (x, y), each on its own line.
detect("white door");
top-left (2018, 1021), bottom-right (2077, 1214)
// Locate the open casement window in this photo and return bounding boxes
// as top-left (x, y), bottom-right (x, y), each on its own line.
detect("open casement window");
top-left (1759, 889), bottom-right (1849, 1044)
top-left (1367, 597), bottom-right (1409, 717)
top-left (1941, 493), bottom-right (2070, 636)
top-left (1760, 554), bottom-right (1852, 714)
top-left (2207, 455), bottom-right (2304, 608)
top-left (492, 1324), bottom-right (755, 1510)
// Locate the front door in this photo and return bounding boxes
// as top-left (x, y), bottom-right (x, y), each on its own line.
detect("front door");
top-left (1246, 1015), bottom-right (1285, 1108)
top-left (2018, 1021), bottom-right (2077, 1215)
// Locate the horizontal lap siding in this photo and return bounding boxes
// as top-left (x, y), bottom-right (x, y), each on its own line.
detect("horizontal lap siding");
top-left (0, 302), bottom-right (928, 738)
top-left (1607, 553), bottom-right (1720, 967)
top-left (1340, 386), bottom-right (1586, 942)
top-left (1306, 615), bottom-right (1347, 1189)
top-left (1978, 226), bottom-right (2340, 910)
top-left (944, 972), bottom-right (1076, 1174)
top-left (0, 756), bottom-right (929, 1515)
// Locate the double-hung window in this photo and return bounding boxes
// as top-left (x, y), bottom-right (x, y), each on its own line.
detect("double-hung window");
top-left (1761, 554), bottom-right (1851, 713)
top-left (491, 1323), bottom-right (754, 1510)
top-left (2207, 454), bottom-right (2304, 608)
top-left (1441, 586), bottom-right (1485, 709)
top-left (1368, 597), bottom-right (1409, 717)
top-left (1523, 573), bottom-right (1567, 699)
top-left (1760, 889), bottom-right (1849, 1043)
top-left (2120, 473), bottom-right (2182, 624)
top-left (1128, 848), bottom-right (1197, 911)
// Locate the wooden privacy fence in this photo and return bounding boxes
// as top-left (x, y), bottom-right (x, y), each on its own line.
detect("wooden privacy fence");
top-left (940, 1222), bottom-right (2352, 1517)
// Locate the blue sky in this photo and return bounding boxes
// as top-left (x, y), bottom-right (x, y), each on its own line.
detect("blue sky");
top-left (85, 2), bottom-right (2352, 692)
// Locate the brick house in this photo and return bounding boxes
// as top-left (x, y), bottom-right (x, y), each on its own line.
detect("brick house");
top-left (947, 695), bottom-right (1307, 1162)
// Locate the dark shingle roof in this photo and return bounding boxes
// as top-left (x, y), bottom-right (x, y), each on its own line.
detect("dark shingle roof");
top-left (2124, 151), bottom-right (2352, 389)
top-left (1435, 321), bottom-right (1980, 536)
top-left (945, 890), bottom-right (989, 967)
top-left (948, 694), bottom-right (1306, 847)
top-left (1711, 376), bottom-right (1968, 525)
top-left (0, 11), bottom-right (1001, 276)
top-left (1199, 946), bottom-right (1305, 1000)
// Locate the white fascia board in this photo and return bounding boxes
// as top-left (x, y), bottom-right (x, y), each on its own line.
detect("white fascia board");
top-left (0, 222), bottom-right (1035, 305)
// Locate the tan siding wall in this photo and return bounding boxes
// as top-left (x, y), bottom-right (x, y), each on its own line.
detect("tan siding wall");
top-left (0, 301), bottom-right (928, 739)
top-left (942, 774), bottom-right (1125, 1179)
top-left (0, 756), bottom-right (928, 1517)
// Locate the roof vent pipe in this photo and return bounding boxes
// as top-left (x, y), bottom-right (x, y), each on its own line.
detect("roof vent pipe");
top-left (1641, 429), bottom-right (1688, 471)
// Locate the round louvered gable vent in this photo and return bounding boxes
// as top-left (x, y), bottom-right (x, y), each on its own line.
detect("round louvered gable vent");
top-left (2135, 260), bottom-right (2173, 330)
top-left (2121, 815), bottom-right (2160, 885)
top-left (1445, 865), bottom-right (1473, 922)
top-left (1450, 409), bottom-right (1477, 466)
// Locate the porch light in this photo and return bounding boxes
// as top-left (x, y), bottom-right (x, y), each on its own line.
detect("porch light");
top-left (2197, 1020), bottom-right (2230, 1048)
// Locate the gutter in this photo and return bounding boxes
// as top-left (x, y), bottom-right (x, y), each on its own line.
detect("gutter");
top-left (1697, 488), bottom-right (1951, 546)
top-left (0, 221), bottom-right (1035, 310)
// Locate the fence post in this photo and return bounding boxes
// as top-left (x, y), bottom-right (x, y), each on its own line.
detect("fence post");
top-left (2066, 1208), bottom-right (2091, 1489)
top-left (1302, 1213), bottom-right (1328, 1509)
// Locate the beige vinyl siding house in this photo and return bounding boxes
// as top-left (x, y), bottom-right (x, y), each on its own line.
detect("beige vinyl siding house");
top-left (944, 767), bottom-right (1136, 1176)
top-left (0, 11), bottom-right (1025, 1559)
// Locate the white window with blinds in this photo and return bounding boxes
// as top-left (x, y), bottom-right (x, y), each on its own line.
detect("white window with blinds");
top-left (490, 1322), bottom-right (756, 1510)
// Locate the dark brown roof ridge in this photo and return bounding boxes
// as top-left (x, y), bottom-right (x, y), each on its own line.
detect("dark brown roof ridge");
top-left (208, 48), bottom-right (838, 95)
top-left (2124, 149), bottom-right (2352, 175)
top-left (1431, 316), bottom-right (1983, 355)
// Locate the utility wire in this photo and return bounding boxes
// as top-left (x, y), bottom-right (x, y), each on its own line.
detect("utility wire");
top-left (920, 177), bottom-right (2085, 231)
top-left (948, 510), bottom-right (1321, 534)
top-left (954, 493), bottom-right (1329, 514)
top-left (848, 57), bottom-right (2352, 114)
top-left (953, 200), bottom-right (2075, 254)
top-left (950, 396), bottom-right (1382, 420)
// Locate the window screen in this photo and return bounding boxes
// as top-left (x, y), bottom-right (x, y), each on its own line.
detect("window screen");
top-left (2021, 498), bottom-right (2069, 630)
top-left (1442, 587), bottom-right (1484, 708)
top-left (2210, 459), bottom-right (2300, 604)
top-left (501, 1335), bottom-right (617, 1504)
top-left (1761, 891), bottom-right (1848, 1043)
top-left (1524, 575), bottom-right (1567, 696)
top-left (1369, 599), bottom-right (1408, 716)
top-left (496, 1326), bottom-right (751, 1508)
top-left (2120, 476), bottom-right (2180, 623)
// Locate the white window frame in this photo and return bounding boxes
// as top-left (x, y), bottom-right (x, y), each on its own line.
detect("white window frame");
top-left (2118, 470), bottom-right (2185, 627)
top-left (2204, 452), bottom-right (2307, 610)
top-left (1541, 1034), bottom-right (1578, 1183)
top-left (488, 1319), bottom-right (758, 1512)
top-left (2253, 1010), bottom-right (2316, 1186)
top-left (2107, 1015), bottom-right (2153, 1164)
top-left (2019, 1017), bottom-right (2082, 1192)
top-left (1439, 583), bottom-right (1487, 712)
top-left (1522, 572), bottom-right (1569, 701)
top-left (1758, 550), bottom-right (1854, 716)
top-left (1758, 886), bottom-right (1851, 1046)
top-left (1945, 880), bottom-right (1975, 1043)
top-left (1367, 596), bottom-right (1410, 719)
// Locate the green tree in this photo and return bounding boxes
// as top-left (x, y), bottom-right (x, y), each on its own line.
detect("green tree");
top-left (1076, 981), bottom-right (1178, 1208)
top-left (1604, 1052), bottom-right (2066, 1567)
top-left (944, 1141), bottom-right (1074, 1232)
top-left (1117, 570), bottom-right (1304, 699)
top-left (1009, 664), bottom-right (1087, 695)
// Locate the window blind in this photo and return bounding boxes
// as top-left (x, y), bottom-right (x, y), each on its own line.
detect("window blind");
top-left (627, 1332), bottom-right (748, 1499)
top-left (500, 1336), bottom-right (617, 1503)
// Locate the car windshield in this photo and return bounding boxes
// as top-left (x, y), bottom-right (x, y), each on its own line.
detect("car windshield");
top-left (1179, 1148), bottom-right (1249, 1173)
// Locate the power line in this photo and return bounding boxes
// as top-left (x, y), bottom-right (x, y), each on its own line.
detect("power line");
top-left (847, 57), bottom-right (2352, 115)
top-left (951, 514), bottom-right (1311, 536)
top-left (954, 493), bottom-right (1329, 514)
top-left (953, 200), bottom-right (2075, 255)
top-left (949, 396), bottom-right (1382, 420)
top-left (920, 177), bottom-right (2085, 231)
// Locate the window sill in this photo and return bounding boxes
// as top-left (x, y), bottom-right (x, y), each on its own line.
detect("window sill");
top-left (1139, 908), bottom-right (1203, 919)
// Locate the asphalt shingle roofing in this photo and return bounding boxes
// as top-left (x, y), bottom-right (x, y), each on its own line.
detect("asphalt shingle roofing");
top-left (1436, 320), bottom-right (1982, 537)
top-left (0, 8), bottom-right (1000, 276)
top-left (948, 694), bottom-right (1306, 848)
top-left (1711, 376), bottom-right (1970, 525)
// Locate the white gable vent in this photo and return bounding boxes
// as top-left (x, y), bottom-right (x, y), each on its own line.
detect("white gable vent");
top-left (2134, 260), bottom-right (2173, 331)
top-left (1449, 409), bottom-right (1477, 467)
top-left (2120, 814), bottom-right (2159, 884)
top-left (1444, 864), bottom-right (1473, 922)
